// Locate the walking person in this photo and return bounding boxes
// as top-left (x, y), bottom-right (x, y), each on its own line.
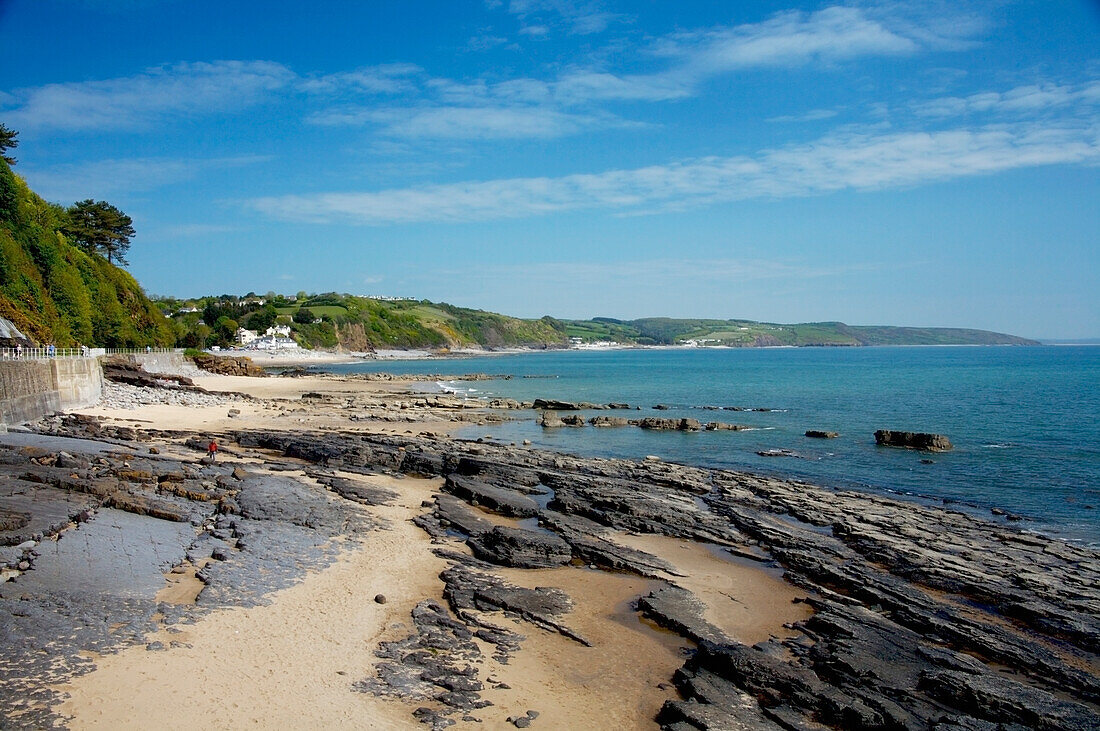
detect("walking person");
top-left (15, 343), bottom-right (22, 359)
top-left (207, 439), bottom-right (218, 462)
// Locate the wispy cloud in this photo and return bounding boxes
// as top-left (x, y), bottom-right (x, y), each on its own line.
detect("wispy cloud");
top-left (503, 0), bottom-right (620, 35)
top-left (431, 257), bottom-right (888, 286)
top-left (3, 61), bottom-right (294, 132)
top-left (22, 155), bottom-right (270, 201)
top-left (146, 223), bottom-right (239, 239)
top-left (298, 64), bottom-right (422, 95)
top-left (657, 6), bottom-right (918, 73)
top-left (309, 104), bottom-right (628, 139)
top-left (247, 121), bottom-right (1100, 225)
top-left (913, 80), bottom-right (1100, 118)
top-left (768, 108), bottom-right (840, 123)
top-left (305, 4), bottom-right (983, 141)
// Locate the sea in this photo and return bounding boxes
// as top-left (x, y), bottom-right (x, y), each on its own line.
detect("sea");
top-left (321, 346), bottom-right (1100, 546)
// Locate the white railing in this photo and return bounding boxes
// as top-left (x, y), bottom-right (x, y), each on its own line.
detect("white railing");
top-left (0, 346), bottom-right (176, 360)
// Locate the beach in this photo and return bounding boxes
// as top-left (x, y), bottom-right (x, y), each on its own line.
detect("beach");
top-left (1, 356), bottom-right (1097, 729)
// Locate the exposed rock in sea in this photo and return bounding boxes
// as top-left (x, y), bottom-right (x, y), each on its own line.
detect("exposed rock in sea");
top-left (538, 412), bottom-right (564, 428)
top-left (874, 429), bottom-right (953, 451)
top-left (805, 430), bottom-right (840, 439)
top-left (533, 399), bottom-right (582, 410)
top-left (589, 416), bottom-right (630, 427)
top-left (637, 417), bottom-right (701, 431)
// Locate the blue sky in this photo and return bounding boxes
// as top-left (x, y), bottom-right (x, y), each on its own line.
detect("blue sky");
top-left (1, 0), bottom-right (1097, 338)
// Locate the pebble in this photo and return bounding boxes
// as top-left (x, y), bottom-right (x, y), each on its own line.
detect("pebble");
top-left (95, 381), bottom-right (242, 410)
top-left (374, 594), bottom-right (387, 604)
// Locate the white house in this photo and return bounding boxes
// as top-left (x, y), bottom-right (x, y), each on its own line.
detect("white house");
top-left (235, 328), bottom-right (259, 345)
top-left (266, 325), bottom-right (292, 338)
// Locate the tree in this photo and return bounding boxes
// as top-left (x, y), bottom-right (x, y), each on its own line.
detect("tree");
top-left (293, 307), bottom-right (316, 324)
top-left (62, 199), bottom-right (135, 265)
top-left (0, 123), bottom-right (17, 166)
top-left (245, 304), bottom-right (278, 332)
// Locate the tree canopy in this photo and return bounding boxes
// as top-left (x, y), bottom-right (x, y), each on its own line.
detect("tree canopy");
top-left (0, 123), bottom-right (17, 166)
top-left (62, 199), bottom-right (135, 265)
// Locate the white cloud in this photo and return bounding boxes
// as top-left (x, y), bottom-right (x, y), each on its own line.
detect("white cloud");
top-left (433, 257), bottom-right (885, 286)
top-left (505, 0), bottom-right (619, 35)
top-left (299, 64), bottom-right (422, 95)
top-left (303, 5), bottom-right (989, 140)
top-left (22, 155), bottom-right (270, 201)
top-left (147, 223), bottom-right (239, 239)
top-left (768, 108), bottom-right (840, 123)
top-left (309, 104), bottom-right (617, 139)
top-left (3, 61), bottom-right (295, 132)
top-left (247, 121), bottom-right (1100, 225)
top-left (657, 6), bottom-right (918, 72)
top-left (914, 81), bottom-right (1100, 118)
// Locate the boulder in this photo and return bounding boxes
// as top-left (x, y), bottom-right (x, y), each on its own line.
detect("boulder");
top-left (539, 412), bottom-right (565, 428)
top-left (875, 430), bottom-right (953, 452)
top-left (806, 430), bottom-right (840, 439)
top-left (560, 414), bottom-right (586, 427)
top-left (706, 422), bottom-right (746, 431)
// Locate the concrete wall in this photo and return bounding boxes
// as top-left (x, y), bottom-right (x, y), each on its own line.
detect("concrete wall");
top-left (0, 358), bottom-right (103, 427)
top-left (128, 352), bottom-right (192, 375)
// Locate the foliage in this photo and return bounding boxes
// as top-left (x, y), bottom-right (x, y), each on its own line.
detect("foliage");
top-left (61, 199), bottom-right (135, 265)
top-left (0, 161), bottom-right (173, 347)
top-left (292, 307), bottom-right (316, 324)
top-left (0, 123), bottom-right (16, 166)
top-left (244, 304), bottom-right (278, 332)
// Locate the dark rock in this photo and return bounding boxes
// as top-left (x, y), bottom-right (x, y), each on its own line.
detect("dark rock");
top-left (467, 526), bottom-right (572, 569)
top-left (375, 594), bottom-right (387, 604)
top-left (443, 474), bottom-right (539, 518)
top-left (874, 429), bottom-right (953, 452)
top-left (637, 417), bottom-right (701, 431)
top-left (706, 422), bottom-right (746, 431)
top-left (756, 449), bottom-right (800, 458)
top-left (538, 412), bottom-right (564, 428)
top-left (560, 415), bottom-right (586, 427)
top-left (805, 430), bottom-right (840, 439)
top-left (532, 399), bottom-right (581, 410)
top-left (589, 416), bottom-right (630, 427)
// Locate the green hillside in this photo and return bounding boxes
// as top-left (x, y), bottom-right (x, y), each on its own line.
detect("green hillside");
top-left (159, 292), bottom-right (570, 351)
top-left (560, 317), bottom-right (1037, 347)
top-left (161, 288), bottom-right (1037, 351)
top-left (0, 159), bottom-right (174, 347)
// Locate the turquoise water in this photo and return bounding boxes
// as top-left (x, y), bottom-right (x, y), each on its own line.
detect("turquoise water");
top-left (323, 346), bottom-right (1100, 544)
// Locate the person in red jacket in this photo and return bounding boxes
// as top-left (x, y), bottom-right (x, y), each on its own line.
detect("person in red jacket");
top-left (207, 439), bottom-right (218, 462)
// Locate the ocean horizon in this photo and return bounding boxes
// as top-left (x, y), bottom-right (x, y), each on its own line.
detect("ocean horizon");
top-left (323, 345), bottom-right (1100, 546)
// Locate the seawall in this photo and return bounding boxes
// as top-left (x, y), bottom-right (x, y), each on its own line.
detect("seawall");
top-left (0, 358), bottom-right (104, 428)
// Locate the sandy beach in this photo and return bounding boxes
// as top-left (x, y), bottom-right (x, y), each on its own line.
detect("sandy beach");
top-left (49, 369), bottom-right (809, 728)
top-left (2, 357), bottom-right (1097, 730)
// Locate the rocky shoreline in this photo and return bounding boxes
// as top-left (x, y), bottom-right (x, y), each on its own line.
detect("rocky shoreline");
top-left (1, 366), bottom-right (1097, 729)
